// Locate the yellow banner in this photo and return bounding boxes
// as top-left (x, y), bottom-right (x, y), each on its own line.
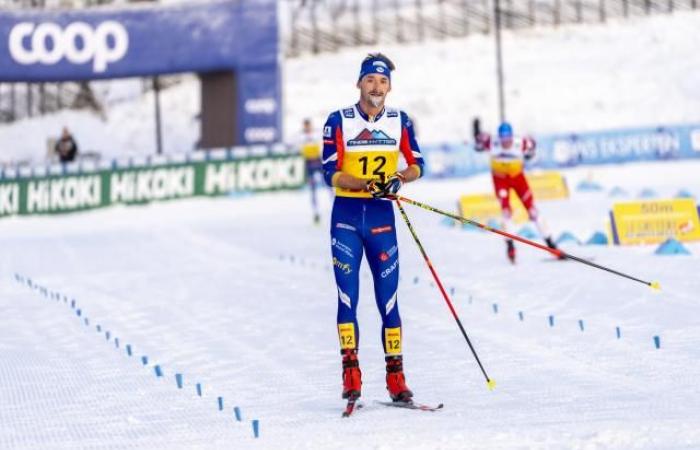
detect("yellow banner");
top-left (458, 192), bottom-right (529, 224)
top-left (525, 172), bottom-right (569, 200)
top-left (611, 198), bottom-right (700, 245)
top-left (457, 171), bottom-right (568, 225)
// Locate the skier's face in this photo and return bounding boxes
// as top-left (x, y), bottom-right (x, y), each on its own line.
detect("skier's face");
top-left (500, 137), bottom-right (514, 148)
top-left (357, 74), bottom-right (391, 109)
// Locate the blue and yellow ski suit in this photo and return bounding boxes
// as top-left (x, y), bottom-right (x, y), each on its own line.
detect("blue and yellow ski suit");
top-left (322, 103), bottom-right (424, 356)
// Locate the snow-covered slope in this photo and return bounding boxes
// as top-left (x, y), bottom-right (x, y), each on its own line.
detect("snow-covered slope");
top-left (1, 160), bottom-right (699, 449)
top-left (2, 11), bottom-right (700, 165)
top-left (285, 10), bottom-right (700, 142)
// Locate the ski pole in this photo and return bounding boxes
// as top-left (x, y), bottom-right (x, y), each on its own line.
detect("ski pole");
top-left (394, 197), bottom-right (496, 391)
top-left (391, 194), bottom-right (661, 292)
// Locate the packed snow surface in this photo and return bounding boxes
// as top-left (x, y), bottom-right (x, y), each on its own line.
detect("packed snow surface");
top-left (1, 160), bottom-right (699, 449)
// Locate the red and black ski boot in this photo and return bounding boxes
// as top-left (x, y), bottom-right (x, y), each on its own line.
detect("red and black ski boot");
top-left (386, 355), bottom-right (413, 402)
top-left (341, 349), bottom-right (362, 400)
top-left (506, 239), bottom-right (516, 264)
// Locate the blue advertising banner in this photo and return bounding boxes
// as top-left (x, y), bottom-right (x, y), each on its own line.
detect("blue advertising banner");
top-left (0, 0), bottom-right (280, 146)
top-left (421, 124), bottom-right (700, 178)
top-left (535, 124), bottom-right (700, 168)
top-left (0, 0), bottom-right (277, 81)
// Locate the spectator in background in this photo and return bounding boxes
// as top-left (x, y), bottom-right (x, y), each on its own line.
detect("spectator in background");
top-left (55, 127), bottom-right (78, 163)
top-left (299, 118), bottom-right (323, 224)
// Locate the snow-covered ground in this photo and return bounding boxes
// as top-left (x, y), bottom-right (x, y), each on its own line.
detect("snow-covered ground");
top-left (1, 159), bottom-right (699, 449)
top-left (2, 10), bottom-right (700, 165)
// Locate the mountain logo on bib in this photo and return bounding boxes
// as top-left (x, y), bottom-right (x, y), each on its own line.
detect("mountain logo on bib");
top-left (348, 129), bottom-right (397, 146)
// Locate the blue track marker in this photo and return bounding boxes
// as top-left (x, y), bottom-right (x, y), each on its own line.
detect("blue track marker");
top-left (518, 311), bottom-right (524, 321)
top-left (578, 320), bottom-right (584, 331)
top-left (141, 356), bottom-right (148, 365)
top-left (548, 315), bottom-right (554, 327)
top-left (126, 345), bottom-right (132, 356)
top-left (115, 338), bottom-right (120, 348)
top-left (616, 326), bottom-right (621, 339)
top-left (196, 383), bottom-right (202, 397)
top-left (234, 406), bottom-right (242, 421)
top-left (654, 336), bottom-right (661, 349)
top-left (252, 420), bottom-right (260, 438)
top-left (154, 365), bottom-right (163, 377)
top-left (218, 397), bottom-right (224, 411)
top-left (175, 373), bottom-right (183, 388)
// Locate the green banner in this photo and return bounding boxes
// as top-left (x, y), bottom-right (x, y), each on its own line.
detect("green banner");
top-left (0, 154), bottom-right (306, 218)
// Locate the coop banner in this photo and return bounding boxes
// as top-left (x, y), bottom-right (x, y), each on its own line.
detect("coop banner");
top-left (0, 0), bottom-right (278, 81)
top-left (0, 0), bottom-right (281, 146)
top-left (609, 198), bottom-right (700, 246)
top-left (0, 155), bottom-right (305, 218)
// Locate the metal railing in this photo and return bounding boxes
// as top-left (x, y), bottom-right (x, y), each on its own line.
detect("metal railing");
top-left (282, 0), bottom-right (699, 56)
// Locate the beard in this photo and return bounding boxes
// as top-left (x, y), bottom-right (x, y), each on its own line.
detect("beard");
top-left (367, 92), bottom-right (385, 108)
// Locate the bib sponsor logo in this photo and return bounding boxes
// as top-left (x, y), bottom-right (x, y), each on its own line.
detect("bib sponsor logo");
top-left (9, 21), bottom-right (129, 73)
top-left (348, 129), bottom-right (396, 147)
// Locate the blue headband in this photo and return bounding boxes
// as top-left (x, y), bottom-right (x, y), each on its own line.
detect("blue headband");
top-left (358, 57), bottom-right (392, 82)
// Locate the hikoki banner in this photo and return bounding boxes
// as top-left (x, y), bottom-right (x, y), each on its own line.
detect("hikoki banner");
top-left (609, 198), bottom-right (700, 246)
top-left (421, 123), bottom-right (700, 178)
top-left (0, 154), bottom-right (305, 218)
top-left (458, 171), bottom-right (569, 225)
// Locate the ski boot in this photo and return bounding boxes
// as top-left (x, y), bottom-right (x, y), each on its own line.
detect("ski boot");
top-left (506, 239), bottom-right (516, 264)
top-left (544, 236), bottom-right (566, 260)
top-left (341, 349), bottom-right (362, 400)
top-left (386, 355), bottom-right (413, 402)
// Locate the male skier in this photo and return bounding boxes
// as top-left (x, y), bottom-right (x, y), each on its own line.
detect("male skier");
top-left (322, 53), bottom-right (424, 408)
top-left (475, 121), bottom-right (560, 263)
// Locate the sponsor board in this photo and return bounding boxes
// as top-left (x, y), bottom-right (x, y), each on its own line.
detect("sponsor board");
top-left (458, 192), bottom-right (529, 225)
top-left (0, 154), bottom-right (305, 218)
top-left (610, 198), bottom-right (700, 245)
top-left (524, 171), bottom-right (569, 200)
top-left (458, 171), bottom-right (567, 224)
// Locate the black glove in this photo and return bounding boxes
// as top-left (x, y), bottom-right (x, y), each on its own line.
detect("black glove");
top-left (366, 173), bottom-right (405, 198)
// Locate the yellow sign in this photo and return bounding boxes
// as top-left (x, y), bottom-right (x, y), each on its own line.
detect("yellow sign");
top-left (458, 192), bottom-right (529, 224)
top-left (611, 198), bottom-right (700, 245)
top-left (525, 172), bottom-right (569, 200)
top-left (458, 171), bottom-right (568, 225)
